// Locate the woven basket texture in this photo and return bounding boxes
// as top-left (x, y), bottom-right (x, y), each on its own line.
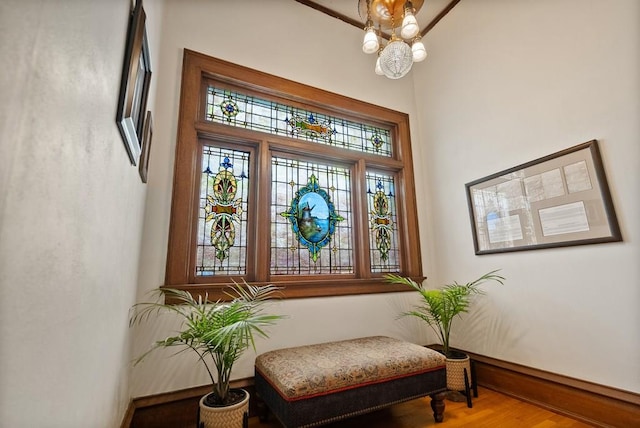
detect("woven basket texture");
top-left (446, 356), bottom-right (471, 391)
top-left (199, 390), bottom-right (249, 428)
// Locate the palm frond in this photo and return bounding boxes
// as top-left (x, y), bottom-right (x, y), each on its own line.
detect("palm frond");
top-left (128, 281), bottom-right (285, 404)
top-left (385, 270), bottom-right (504, 355)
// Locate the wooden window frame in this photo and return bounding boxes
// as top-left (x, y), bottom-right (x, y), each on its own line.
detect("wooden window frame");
top-left (164, 49), bottom-right (423, 300)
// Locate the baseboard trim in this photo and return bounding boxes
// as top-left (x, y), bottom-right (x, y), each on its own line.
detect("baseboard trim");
top-left (123, 355), bottom-right (640, 428)
top-left (466, 350), bottom-right (640, 428)
top-left (120, 400), bottom-right (135, 428)
top-left (126, 379), bottom-right (255, 428)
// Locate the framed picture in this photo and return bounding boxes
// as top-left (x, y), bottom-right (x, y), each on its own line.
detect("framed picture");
top-left (139, 111), bottom-right (153, 183)
top-left (465, 140), bottom-right (621, 255)
top-left (116, 0), bottom-right (152, 166)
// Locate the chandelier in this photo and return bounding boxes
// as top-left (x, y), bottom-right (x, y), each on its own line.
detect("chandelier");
top-left (359, 0), bottom-right (427, 79)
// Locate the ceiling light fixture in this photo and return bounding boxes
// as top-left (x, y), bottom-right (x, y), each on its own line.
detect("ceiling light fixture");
top-left (359, 0), bottom-right (427, 79)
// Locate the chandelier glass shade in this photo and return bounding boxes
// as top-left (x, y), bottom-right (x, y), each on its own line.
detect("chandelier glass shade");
top-left (359, 0), bottom-right (427, 79)
top-left (362, 24), bottom-right (379, 54)
top-left (379, 34), bottom-right (413, 79)
top-left (400, 8), bottom-right (419, 39)
top-left (411, 36), bottom-right (427, 62)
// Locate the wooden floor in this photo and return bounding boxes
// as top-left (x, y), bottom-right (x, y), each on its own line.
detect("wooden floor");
top-left (248, 387), bottom-right (591, 428)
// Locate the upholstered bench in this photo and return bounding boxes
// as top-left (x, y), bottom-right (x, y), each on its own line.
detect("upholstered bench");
top-left (254, 336), bottom-right (447, 427)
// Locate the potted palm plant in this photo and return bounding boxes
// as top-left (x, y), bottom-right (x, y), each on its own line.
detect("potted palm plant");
top-left (385, 270), bottom-right (504, 398)
top-left (129, 281), bottom-right (285, 428)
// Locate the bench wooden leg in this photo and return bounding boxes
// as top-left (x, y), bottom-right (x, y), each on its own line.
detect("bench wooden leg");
top-left (256, 396), bottom-right (269, 423)
top-left (430, 392), bottom-right (446, 423)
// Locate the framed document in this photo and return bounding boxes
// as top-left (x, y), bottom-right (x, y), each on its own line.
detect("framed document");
top-left (465, 140), bottom-right (621, 254)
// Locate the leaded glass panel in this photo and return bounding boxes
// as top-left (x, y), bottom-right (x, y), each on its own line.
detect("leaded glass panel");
top-left (206, 86), bottom-right (392, 156)
top-left (367, 172), bottom-right (400, 273)
top-left (271, 157), bottom-right (353, 275)
top-left (196, 146), bottom-right (250, 276)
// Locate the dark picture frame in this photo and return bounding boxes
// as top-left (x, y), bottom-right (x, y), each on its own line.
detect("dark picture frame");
top-left (116, 0), bottom-right (152, 166)
top-left (465, 140), bottom-right (622, 255)
top-left (139, 111), bottom-right (153, 183)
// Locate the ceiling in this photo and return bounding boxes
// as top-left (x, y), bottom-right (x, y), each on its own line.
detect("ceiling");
top-left (294, 0), bottom-right (460, 39)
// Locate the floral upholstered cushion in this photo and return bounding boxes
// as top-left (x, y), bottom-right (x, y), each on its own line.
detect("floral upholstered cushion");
top-left (254, 336), bottom-right (446, 400)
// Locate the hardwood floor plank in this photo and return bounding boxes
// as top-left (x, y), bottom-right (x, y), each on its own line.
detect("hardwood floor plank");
top-left (248, 387), bottom-right (590, 428)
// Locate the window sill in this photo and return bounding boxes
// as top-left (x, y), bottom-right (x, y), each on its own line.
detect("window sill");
top-left (161, 277), bottom-right (425, 303)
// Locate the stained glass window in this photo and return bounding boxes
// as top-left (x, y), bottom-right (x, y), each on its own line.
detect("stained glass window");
top-left (367, 172), bottom-right (400, 273)
top-left (206, 86), bottom-right (393, 157)
top-left (195, 146), bottom-right (250, 276)
top-left (271, 157), bottom-right (353, 275)
top-left (166, 52), bottom-right (422, 300)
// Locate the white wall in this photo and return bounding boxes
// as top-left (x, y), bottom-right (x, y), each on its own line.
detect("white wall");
top-left (0, 0), bottom-right (163, 426)
top-left (0, 0), bottom-right (636, 423)
top-left (414, 0), bottom-right (639, 393)
top-left (4, 0), bottom-right (630, 421)
top-left (130, 0), bottom-right (434, 397)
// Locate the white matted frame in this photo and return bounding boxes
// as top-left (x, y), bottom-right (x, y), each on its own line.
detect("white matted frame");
top-left (465, 140), bottom-right (622, 255)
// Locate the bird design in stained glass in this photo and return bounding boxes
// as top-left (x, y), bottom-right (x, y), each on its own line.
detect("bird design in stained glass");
top-left (280, 175), bottom-right (344, 262)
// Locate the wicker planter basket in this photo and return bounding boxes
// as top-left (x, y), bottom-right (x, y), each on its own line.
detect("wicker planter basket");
top-left (446, 353), bottom-right (471, 391)
top-left (199, 389), bottom-right (249, 428)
